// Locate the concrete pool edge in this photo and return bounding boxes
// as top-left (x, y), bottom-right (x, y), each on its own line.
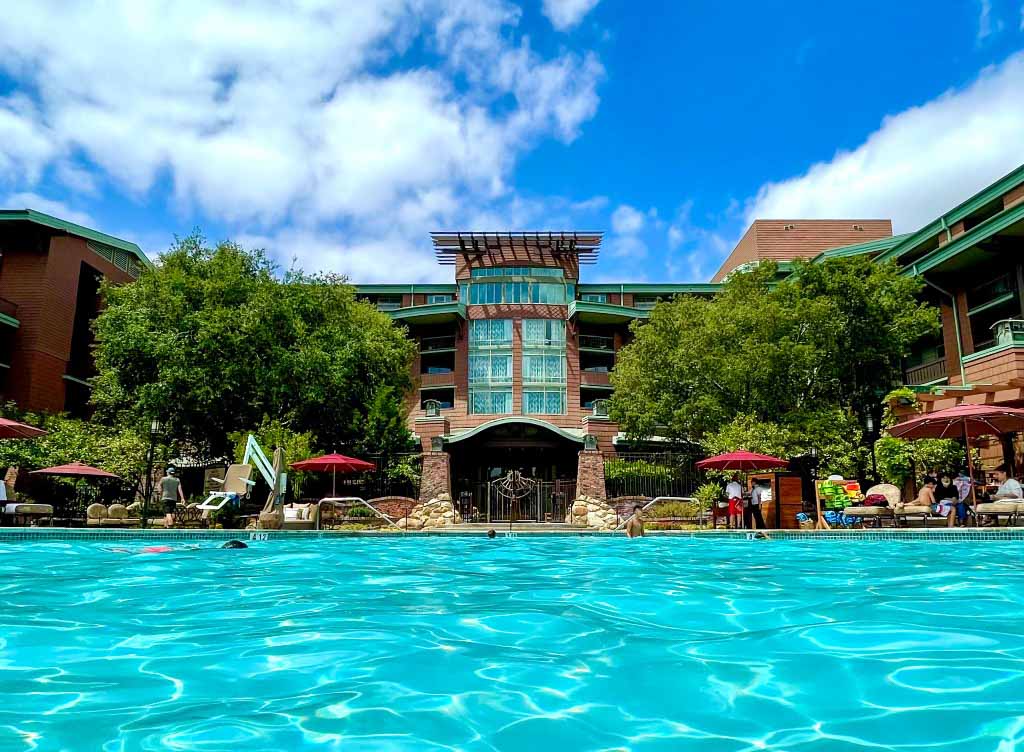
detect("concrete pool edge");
top-left (2, 527), bottom-right (1024, 541)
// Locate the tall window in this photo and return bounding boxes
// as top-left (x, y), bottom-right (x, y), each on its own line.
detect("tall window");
top-left (469, 319), bottom-right (513, 414)
top-left (968, 273), bottom-right (1019, 351)
top-left (522, 318), bottom-right (567, 415)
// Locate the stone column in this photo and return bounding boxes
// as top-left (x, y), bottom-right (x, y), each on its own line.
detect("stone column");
top-left (576, 448), bottom-right (606, 500)
top-left (419, 450), bottom-right (451, 503)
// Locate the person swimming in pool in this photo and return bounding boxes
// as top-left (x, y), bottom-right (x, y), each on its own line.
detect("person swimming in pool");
top-left (625, 503), bottom-right (645, 538)
top-left (108, 540), bottom-right (248, 554)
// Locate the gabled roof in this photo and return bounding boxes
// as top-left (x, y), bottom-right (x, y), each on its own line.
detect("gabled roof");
top-left (0, 208), bottom-right (152, 269)
top-left (875, 163), bottom-right (1024, 266)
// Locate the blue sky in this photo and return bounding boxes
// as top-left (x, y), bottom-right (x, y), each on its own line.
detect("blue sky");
top-left (1, 0), bottom-right (1023, 283)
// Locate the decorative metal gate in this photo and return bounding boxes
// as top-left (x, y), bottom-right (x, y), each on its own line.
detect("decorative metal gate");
top-left (479, 473), bottom-right (576, 523)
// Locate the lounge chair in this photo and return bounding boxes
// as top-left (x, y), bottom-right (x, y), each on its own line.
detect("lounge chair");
top-left (974, 500), bottom-right (1024, 526)
top-left (86, 503), bottom-right (141, 527)
top-left (282, 502), bottom-right (319, 530)
top-left (843, 483), bottom-right (899, 527)
top-left (196, 464), bottom-right (255, 512)
top-left (1, 471), bottom-right (54, 525)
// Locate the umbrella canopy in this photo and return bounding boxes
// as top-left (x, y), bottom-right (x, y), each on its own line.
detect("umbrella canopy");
top-left (290, 453), bottom-right (377, 473)
top-left (888, 404), bottom-right (1024, 439)
top-left (0, 418), bottom-right (47, 440)
top-left (290, 453), bottom-right (376, 497)
top-left (696, 451), bottom-right (789, 471)
top-left (30, 462), bottom-right (121, 480)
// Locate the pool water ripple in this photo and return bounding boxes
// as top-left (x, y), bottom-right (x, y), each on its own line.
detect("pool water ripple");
top-left (2, 537), bottom-right (1024, 750)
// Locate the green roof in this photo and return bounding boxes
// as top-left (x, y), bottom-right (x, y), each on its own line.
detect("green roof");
top-left (355, 284), bottom-right (458, 294)
top-left (0, 208), bottom-right (151, 269)
top-left (813, 233), bottom-right (913, 262)
top-left (875, 163), bottom-right (1024, 265)
top-left (577, 283), bottom-right (719, 294)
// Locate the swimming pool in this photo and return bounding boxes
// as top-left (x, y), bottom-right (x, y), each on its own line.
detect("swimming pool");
top-left (2, 536), bottom-right (1024, 751)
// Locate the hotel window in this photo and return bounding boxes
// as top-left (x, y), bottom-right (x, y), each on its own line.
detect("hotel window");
top-left (522, 318), bottom-right (567, 415)
top-left (467, 281), bottom-right (570, 305)
top-left (633, 295), bottom-right (661, 310)
top-left (967, 273), bottom-right (1020, 351)
top-left (469, 319), bottom-right (513, 414)
top-left (426, 293), bottom-right (453, 304)
top-left (582, 293), bottom-right (607, 303)
top-left (522, 319), bottom-right (566, 346)
top-left (373, 295), bottom-right (403, 311)
top-left (523, 388), bottom-right (566, 415)
top-left (470, 267), bottom-right (563, 278)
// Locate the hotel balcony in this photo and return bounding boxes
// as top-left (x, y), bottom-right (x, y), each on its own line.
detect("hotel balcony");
top-left (419, 334), bottom-right (457, 353)
top-left (569, 299), bottom-right (649, 325)
top-left (578, 334), bottom-right (614, 352)
top-left (961, 319), bottom-right (1024, 385)
top-left (388, 301), bottom-right (466, 325)
top-left (420, 370), bottom-right (456, 388)
top-left (903, 358), bottom-right (948, 386)
top-left (581, 370), bottom-right (612, 388)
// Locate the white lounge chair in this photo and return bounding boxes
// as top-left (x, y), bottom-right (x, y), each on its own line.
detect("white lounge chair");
top-left (197, 464), bottom-right (255, 511)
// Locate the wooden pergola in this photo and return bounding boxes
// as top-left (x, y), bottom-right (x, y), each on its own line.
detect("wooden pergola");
top-left (430, 231), bottom-right (603, 266)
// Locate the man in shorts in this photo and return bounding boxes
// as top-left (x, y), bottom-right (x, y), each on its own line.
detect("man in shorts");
top-left (159, 467), bottom-right (186, 528)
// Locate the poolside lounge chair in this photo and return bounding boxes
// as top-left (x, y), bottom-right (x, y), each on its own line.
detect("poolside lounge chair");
top-left (196, 464), bottom-right (255, 512)
top-left (843, 483), bottom-right (899, 527)
top-left (974, 500), bottom-right (1024, 526)
top-left (282, 502), bottom-right (319, 530)
top-left (86, 503), bottom-right (141, 527)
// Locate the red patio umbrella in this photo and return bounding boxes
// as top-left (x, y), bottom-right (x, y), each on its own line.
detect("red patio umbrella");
top-left (696, 451), bottom-right (789, 471)
top-left (888, 404), bottom-right (1024, 511)
top-left (0, 418), bottom-right (47, 440)
top-left (30, 462), bottom-right (121, 479)
top-left (289, 453), bottom-right (376, 496)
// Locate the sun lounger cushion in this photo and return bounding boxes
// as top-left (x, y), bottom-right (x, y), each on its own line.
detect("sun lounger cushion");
top-left (844, 506), bottom-right (892, 516)
top-left (975, 501), bottom-right (1024, 514)
top-left (4, 503), bottom-right (53, 515)
top-left (895, 504), bottom-right (932, 515)
top-left (87, 503), bottom-right (107, 520)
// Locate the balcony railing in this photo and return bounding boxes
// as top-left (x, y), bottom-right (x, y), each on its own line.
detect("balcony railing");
top-left (903, 358), bottom-right (948, 385)
top-left (420, 335), bottom-right (457, 352)
top-left (420, 371), bottom-right (455, 388)
top-left (581, 370), bottom-right (612, 387)
top-left (578, 334), bottom-right (614, 351)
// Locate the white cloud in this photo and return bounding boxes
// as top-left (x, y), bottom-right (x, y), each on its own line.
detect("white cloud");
top-left (978, 0), bottom-right (994, 40)
top-left (541, 0), bottom-right (600, 30)
top-left (611, 203), bottom-right (645, 234)
top-left (0, 0), bottom-right (605, 281)
top-left (743, 51), bottom-right (1024, 234)
top-left (3, 192), bottom-right (94, 227)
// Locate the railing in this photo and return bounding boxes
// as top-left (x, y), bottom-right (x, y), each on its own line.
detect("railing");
top-left (420, 335), bottom-right (457, 352)
top-left (903, 358), bottom-right (948, 385)
top-left (605, 452), bottom-right (703, 500)
top-left (581, 370), bottom-right (612, 387)
top-left (0, 297), bottom-right (17, 319)
top-left (578, 334), bottom-right (614, 351)
top-left (420, 371), bottom-right (455, 387)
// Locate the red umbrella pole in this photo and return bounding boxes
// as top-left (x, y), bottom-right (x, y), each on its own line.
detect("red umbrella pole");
top-left (964, 420), bottom-right (977, 525)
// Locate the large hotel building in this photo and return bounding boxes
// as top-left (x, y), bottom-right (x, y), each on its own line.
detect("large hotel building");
top-left (354, 164), bottom-right (1024, 514)
top-left (2, 163), bottom-right (1023, 519)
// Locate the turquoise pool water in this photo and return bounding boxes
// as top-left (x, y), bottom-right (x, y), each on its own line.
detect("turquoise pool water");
top-left (2, 537), bottom-right (1024, 751)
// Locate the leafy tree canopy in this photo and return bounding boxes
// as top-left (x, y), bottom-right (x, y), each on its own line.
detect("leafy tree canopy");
top-left (92, 234), bottom-right (416, 457)
top-left (610, 258), bottom-right (938, 466)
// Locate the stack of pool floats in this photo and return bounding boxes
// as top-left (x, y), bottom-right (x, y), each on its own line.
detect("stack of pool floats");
top-left (818, 479), bottom-right (862, 510)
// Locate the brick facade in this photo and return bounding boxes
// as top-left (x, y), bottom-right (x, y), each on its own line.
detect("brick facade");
top-left (576, 449), bottom-right (606, 500)
top-left (0, 229), bottom-right (137, 413)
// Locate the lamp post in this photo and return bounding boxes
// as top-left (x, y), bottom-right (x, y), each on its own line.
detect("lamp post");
top-left (141, 418), bottom-right (162, 529)
top-left (865, 414), bottom-right (879, 483)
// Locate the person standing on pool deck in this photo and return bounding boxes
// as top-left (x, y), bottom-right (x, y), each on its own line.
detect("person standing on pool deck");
top-left (159, 467), bottom-right (186, 529)
top-left (725, 474), bottom-right (743, 530)
top-left (746, 480), bottom-right (767, 530)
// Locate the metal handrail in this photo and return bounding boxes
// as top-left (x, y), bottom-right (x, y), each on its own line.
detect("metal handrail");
top-left (614, 496), bottom-right (705, 530)
top-left (318, 496), bottom-right (405, 531)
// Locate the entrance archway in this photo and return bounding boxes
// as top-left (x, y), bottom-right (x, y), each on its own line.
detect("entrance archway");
top-left (447, 418), bottom-right (582, 523)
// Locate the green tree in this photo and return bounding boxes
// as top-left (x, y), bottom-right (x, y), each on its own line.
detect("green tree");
top-left (610, 258), bottom-right (937, 467)
top-left (91, 234), bottom-right (415, 456)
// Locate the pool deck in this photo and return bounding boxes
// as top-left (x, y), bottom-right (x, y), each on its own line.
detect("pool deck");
top-left (2, 526), bottom-right (1023, 541)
